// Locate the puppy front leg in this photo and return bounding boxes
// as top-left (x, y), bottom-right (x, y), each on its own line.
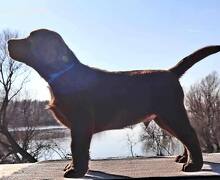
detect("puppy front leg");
top-left (64, 125), bottom-right (92, 178)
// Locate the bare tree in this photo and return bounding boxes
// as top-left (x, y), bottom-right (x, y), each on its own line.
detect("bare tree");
top-left (9, 99), bottom-right (45, 161)
top-left (125, 125), bottom-right (138, 158)
top-left (0, 29), bottom-right (36, 163)
top-left (140, 122), bottom-right (174, 156)
top-left (2, 98), bottom-right (68, 162)
top-left (0, 30), bottom-right (68, 163)
top-left (185, 72), bottom-right (220, 153)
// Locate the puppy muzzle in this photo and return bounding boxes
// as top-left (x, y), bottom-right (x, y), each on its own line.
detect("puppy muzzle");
top-left (8, 39), bottom-right (28, 61)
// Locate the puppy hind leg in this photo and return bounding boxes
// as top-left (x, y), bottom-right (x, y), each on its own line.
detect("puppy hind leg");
top-left (157, 108), bottom-right (203, 172)
top-left (180, 126), bottom-right (203, 172)
top-left (175, 146), bottom-right (188, 163)
top-left (154, 117), bottom-right (188, 163)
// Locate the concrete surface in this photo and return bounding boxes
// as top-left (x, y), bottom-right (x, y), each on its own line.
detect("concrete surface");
top-left (0, 153), bottom-right (220, 179)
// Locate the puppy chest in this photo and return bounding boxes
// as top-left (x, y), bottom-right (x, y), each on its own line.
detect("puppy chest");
top-left (50, 106), bottom-right (72, 128)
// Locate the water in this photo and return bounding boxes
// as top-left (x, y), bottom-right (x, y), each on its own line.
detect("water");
top-left (34, 124), bottom-right (183, 161)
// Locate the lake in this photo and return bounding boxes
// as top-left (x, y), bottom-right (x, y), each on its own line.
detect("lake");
top-left (32, 124), bottom-right (183, 161)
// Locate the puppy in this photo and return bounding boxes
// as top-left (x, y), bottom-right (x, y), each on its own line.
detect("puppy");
top-left (8, 29), bottom-right (220, 178)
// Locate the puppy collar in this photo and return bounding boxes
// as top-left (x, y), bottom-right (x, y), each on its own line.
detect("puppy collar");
top-left (48, 63), bottom-right (74, 84)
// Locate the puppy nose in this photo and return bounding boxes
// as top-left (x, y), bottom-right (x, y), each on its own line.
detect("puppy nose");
top-left (8, 39), bottom-right (12, 45)
top-left (7, 40), bottom-right (16, 58)
top-left (8, 40), bottom-right (14, 50)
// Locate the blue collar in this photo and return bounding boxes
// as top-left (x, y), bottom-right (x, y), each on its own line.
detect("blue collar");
top-left (48, 63), bottom-right (75, 84)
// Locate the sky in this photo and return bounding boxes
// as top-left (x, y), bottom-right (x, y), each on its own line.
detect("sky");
top-left (1, 0), bottom-right (220, 100)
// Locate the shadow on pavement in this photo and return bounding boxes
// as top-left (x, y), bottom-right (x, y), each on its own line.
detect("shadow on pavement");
top-left (84, 170), bottom-right (130, 179)
top-left (203, 161), bottom-right (220, 175)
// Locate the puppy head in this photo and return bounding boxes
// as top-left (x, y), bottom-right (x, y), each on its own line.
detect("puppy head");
top-left (8, 29), bottom-right (75, 76)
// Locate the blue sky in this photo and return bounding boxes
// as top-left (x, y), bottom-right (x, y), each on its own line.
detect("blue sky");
top-left (1, 0), bottom-right (220, 100)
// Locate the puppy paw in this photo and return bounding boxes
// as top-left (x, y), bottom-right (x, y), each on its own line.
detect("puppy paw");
top-left (64, 167), bottom-right (87, 178)
top-left (175, 155), bottom-right (187, 163)
top-left (182, 162), bottom-right (203, 172)
top-left (63, 162), bottom-right (73, 171)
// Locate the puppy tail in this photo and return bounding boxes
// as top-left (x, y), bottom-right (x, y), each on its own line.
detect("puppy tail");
top-left (169, 45), bottom-right (220, 78)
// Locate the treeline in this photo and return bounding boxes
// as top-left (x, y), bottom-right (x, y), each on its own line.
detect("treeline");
top-left (6, 100), bottom-right (59, 128)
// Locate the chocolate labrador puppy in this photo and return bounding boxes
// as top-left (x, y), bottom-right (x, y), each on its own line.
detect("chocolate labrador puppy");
top-left (8, 29), bottom-right (220, 178)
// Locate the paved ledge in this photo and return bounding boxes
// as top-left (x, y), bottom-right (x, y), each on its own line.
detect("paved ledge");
top-left (1, 153), bottom-right (220, 179)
